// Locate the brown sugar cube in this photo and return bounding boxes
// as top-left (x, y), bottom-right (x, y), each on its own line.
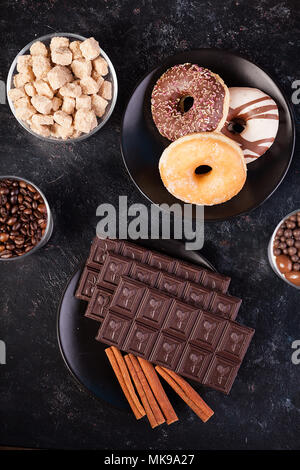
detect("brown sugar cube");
top-left (8, 87), bottom-right (26, 102)
top-left (24, 82), bottom-right (36, 97)
top-left (31, 95), bottom-right (53, 114)
top-left (47, 65), bottom-right (73, 90)
top-left (72, 128), bottom-right (82, 138)
top-left (71, 58), bottom-right (92, 79)
top-left (99, 80), bottom-right (112, 100)
top-left (53, 110), bottom-right (72, 128)
top-left (76, 94), bottom-right (91, 110)
top-left (34, 79), bottom-right (54, 99)
top-left (59, 82), bottom-right (82, 98)
top-left (50, 36), bottom-right (70, 51)
top-left (32, 55), bottom-right (51, 79)
top-left (13, 67), bottom-right (35, 88)
top-left (51, 122), bottom-right (73, 139)
top-left (91, 94), bottom-right (108, 117)
top-left (62, 96), bottom-right (75, 114)
top-left (30, 122), bottom-right (51, 137)
top-left (14, 96), bottom-right (31, 108)
top-left (93, 56), bottom-right (108, 76)
top-left (51, 47), bottom-right (73, 66)
top-left (17, 55), bottom-right (32, 72)
top-left (80, 77), bottom-right (100, 95)
top-left (92, 70), bottom-right (105, 88)
top-left (32, 113), bottom-right (54, 126)
top-left (52, 96), bottom-right (62, 112)
top-left (15, 103), bottom-right (36, 121)
top-left (30, 41), bottom-right (48, 57)
top-left (79, 37), bottom-right (100, 60)
top-left (70, 41), bottom-right (83, 59)
top-left (74, 108), bottom-right (97, 133)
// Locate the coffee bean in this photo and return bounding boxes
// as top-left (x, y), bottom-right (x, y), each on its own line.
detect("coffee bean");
top-left (286, 238), bottom-right (294, 247)
top-left (0, 233), bottom-right (9, 242)
top-left (279, 242), bottom-right (287, 249)
top-left (38, 203), bottom-right (46, 214)
top-left (277, 229), bottom-right (283, 237)
top-left (292, 255), bottom-right (299, 262)
top-left (286, 221), bottom-right (296, 229)
top-left (283, 249), bottom-right (288, 255)
top-left (7, 217), bottom-right (17, 226)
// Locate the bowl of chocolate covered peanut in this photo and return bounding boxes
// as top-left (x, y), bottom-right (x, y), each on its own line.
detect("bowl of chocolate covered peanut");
top-left (268, 210), bottom-right (300, 288)
top-left (0, 177), bottom-right (53, 260)
top-left (7, 33), bottom-right (117, 141)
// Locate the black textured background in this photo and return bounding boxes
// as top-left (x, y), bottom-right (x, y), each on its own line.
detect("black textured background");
top-left (0, 0), bottom-right (299, 450)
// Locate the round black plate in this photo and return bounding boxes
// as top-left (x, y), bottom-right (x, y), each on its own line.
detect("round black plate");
top-left (121, 49), bottom-right (295, 221)
top-left (57, 239), bottom-right (215, 411)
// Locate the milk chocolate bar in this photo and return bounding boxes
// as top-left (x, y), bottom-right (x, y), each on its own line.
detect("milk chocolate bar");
top-left (83, 254), bottom-right (241, 322)
top-left (95, 276), bottom-right (254, 394)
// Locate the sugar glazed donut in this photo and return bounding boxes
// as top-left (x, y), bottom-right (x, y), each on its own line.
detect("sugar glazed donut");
top-left (151, 64), bottom-right (229, 141)
top-left (221, 87), bottom-right (279, 164)
top-left (159, 133), bottom-right (246, 206)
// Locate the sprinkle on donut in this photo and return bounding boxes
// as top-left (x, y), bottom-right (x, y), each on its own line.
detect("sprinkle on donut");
top-left (151, 63), bottom-right (229, 141)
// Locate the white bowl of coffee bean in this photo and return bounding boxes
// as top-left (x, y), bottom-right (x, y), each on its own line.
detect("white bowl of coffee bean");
top-left (0, 176), bottom-right (53, 260)
top-left (268, 209), bottom-right (300, 289)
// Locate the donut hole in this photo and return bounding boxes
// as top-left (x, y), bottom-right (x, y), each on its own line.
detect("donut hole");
top-left (227, 118), bottom-right (246, 134)
top-left (195, 165), bottom-right (212, 176)
top-left (178, 96), bottom-right (194, 114)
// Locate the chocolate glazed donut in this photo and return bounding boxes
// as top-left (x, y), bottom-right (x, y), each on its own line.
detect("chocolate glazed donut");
top-left (151, 63), bottom-right (229, 141)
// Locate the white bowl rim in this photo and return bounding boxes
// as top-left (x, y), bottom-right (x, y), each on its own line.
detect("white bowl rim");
top-left (6, 32), bottom-right (118, 143)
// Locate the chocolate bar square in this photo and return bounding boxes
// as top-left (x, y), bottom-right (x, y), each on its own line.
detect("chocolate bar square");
top-left (216, 322), bottom-right (254, 363)
top-left (150, 333), bottom-right (185, 370)
top-left (119, 241), bottom-right (149, 263)
top-left (201, 271), bottom-right (231, 294)
top-left (148, 252), bottom-right (176, 272)
top-left (162, 300), bottom-right (199, 340)
top-left (173, 261), bottom-right (204, 283)
top-left (156, 272), bottom-right (187, 298)
top-left (183, 283), bottom-right (212, 310)
top-left (87, 237), bottom-right (120, 269)
top-left (97, 253), bottom-right (132, 290)
top-left (75, 266), bottom-right (99, 301)
top-left (96, 312), bottom-right (131, 348)
top-left (129, 262), bottom-right (160, 287)
top-left (189, 311), bottom-right (227, 351)
top-left (123, 322), bottom-right (158, 358)
top-left (109, 277), bottom-right (146, 318)
top-left (177, 344), bottom-right (213, 381)
top-left (136, 288), bottom-right (173, 329)
top-left (84, 287), bottom-right (112, 321)
top-left (202, 356), bottom-right (239, 394)
top-left (209, 292), bottom-right (242, 320)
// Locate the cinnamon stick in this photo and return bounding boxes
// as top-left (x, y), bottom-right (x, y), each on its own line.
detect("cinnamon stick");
top-left (155, 366), bottom-right (214, 423)
top-left (125, 355), bottom-right (158, 428)
top-left (105, 347), bottom-right (145, 420)
top-left (129, 354), bottom-right (165, 426)
top-left (160, 367), bottom-right (214, 421)
top-left (137, 357), bottom-right (178, 425)
top-left (110, 346), bottom-right (145, 417)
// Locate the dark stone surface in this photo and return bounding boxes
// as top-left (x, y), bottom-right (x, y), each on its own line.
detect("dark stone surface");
top-left (0, 0), bottom-right (299, 450)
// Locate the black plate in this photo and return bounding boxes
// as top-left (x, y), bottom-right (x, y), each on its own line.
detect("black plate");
top-left (57, 239), bottom-right (215, 411)
top-left (121, 49), bottom-right (295, 221)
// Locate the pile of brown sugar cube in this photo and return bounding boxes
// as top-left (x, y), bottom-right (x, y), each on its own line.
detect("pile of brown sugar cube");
top-left (8, 36), bottom-right (112, 139)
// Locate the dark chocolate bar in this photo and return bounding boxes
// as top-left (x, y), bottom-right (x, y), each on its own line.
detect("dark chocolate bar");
top-left (75, 237), bottom-right (231, 299)
top-left (95, 276), bottom-right (254, 394)
top-left (84, 254), bottom-right (240, 322)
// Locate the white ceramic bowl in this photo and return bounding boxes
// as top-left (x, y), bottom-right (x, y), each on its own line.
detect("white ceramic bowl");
top-left (7, 32), bottom-right (118, 142)
top-left (268, 209), bottom-right (300, 289)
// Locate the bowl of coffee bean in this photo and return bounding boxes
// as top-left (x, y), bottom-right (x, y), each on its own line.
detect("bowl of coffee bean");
top-left (268, 209), bottom-right (300, 289)
top-left (0, 176), bottom-right (53, 260)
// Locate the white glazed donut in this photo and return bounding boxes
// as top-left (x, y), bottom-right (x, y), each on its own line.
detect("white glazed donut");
top-left (221, 87), bottom-right (279, 164)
